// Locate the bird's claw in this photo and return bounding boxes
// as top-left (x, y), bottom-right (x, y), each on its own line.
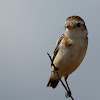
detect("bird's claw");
top-left (54, 67), bottom-right (58, 71)
top-left (51, 67), bottom-right (58, 73)
top-left (65, 90), bottom-right (72, 98)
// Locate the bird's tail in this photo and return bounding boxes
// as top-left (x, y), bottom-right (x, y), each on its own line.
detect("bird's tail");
top-left (46, 75), bottom-right (59, 88)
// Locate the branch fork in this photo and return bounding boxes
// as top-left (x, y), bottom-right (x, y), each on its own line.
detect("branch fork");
top-left (47, 53), bottom-right (74, 100)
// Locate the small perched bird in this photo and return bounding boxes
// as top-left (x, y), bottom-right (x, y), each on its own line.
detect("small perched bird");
top-left (47, 16), bottom-right (88, 95)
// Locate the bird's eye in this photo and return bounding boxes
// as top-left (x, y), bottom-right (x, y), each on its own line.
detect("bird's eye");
top-left (77, 23), bottom-right (80, 27)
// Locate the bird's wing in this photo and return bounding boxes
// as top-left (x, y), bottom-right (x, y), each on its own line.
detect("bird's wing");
top-left (51, 33), bottom-right (65, 64)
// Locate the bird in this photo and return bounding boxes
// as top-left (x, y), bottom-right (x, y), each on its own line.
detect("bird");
top-left (46, 16), bottom-right (88, 96)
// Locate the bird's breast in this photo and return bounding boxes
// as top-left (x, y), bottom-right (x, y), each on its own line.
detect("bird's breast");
top-left (53, 38), bottom-right (87, 76)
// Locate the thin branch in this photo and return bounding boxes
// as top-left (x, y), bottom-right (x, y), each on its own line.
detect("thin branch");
top-left (47, 53), bottom-right (74, 100)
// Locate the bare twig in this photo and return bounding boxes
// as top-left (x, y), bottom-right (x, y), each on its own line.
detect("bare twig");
top-left (47, 53), bottom-right (74, 100)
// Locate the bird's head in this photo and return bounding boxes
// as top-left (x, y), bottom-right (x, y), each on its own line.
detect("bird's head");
top-left (65, 16), bottom-right (88, 38)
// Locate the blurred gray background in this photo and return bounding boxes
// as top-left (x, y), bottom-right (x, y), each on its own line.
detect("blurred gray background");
top-left (0, 0), bottom-right (100, 100)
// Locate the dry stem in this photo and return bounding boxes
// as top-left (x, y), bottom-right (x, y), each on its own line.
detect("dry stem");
top-left (47, 53), bottom-right (74, 100)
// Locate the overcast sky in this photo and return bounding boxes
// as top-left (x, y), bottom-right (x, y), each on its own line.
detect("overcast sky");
top-left (0, 0), bottom-right (100, 100)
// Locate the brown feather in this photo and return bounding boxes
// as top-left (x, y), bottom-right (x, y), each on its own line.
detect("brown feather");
top-left (51, 33), bottom-right (72, 67)
top-left (51, 33), bottom-right (65, 66)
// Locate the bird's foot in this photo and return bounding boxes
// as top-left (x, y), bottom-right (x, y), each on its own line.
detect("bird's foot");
top-left (52, 67), bottom-right (58, 73)
top-left (65, 90), bottom-right (72, 98)
top-left (54, 67), bottom-right (58, 72)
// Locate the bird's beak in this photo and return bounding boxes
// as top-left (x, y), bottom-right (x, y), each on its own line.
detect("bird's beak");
top-left (66, 26), bottom-right (74, 30)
